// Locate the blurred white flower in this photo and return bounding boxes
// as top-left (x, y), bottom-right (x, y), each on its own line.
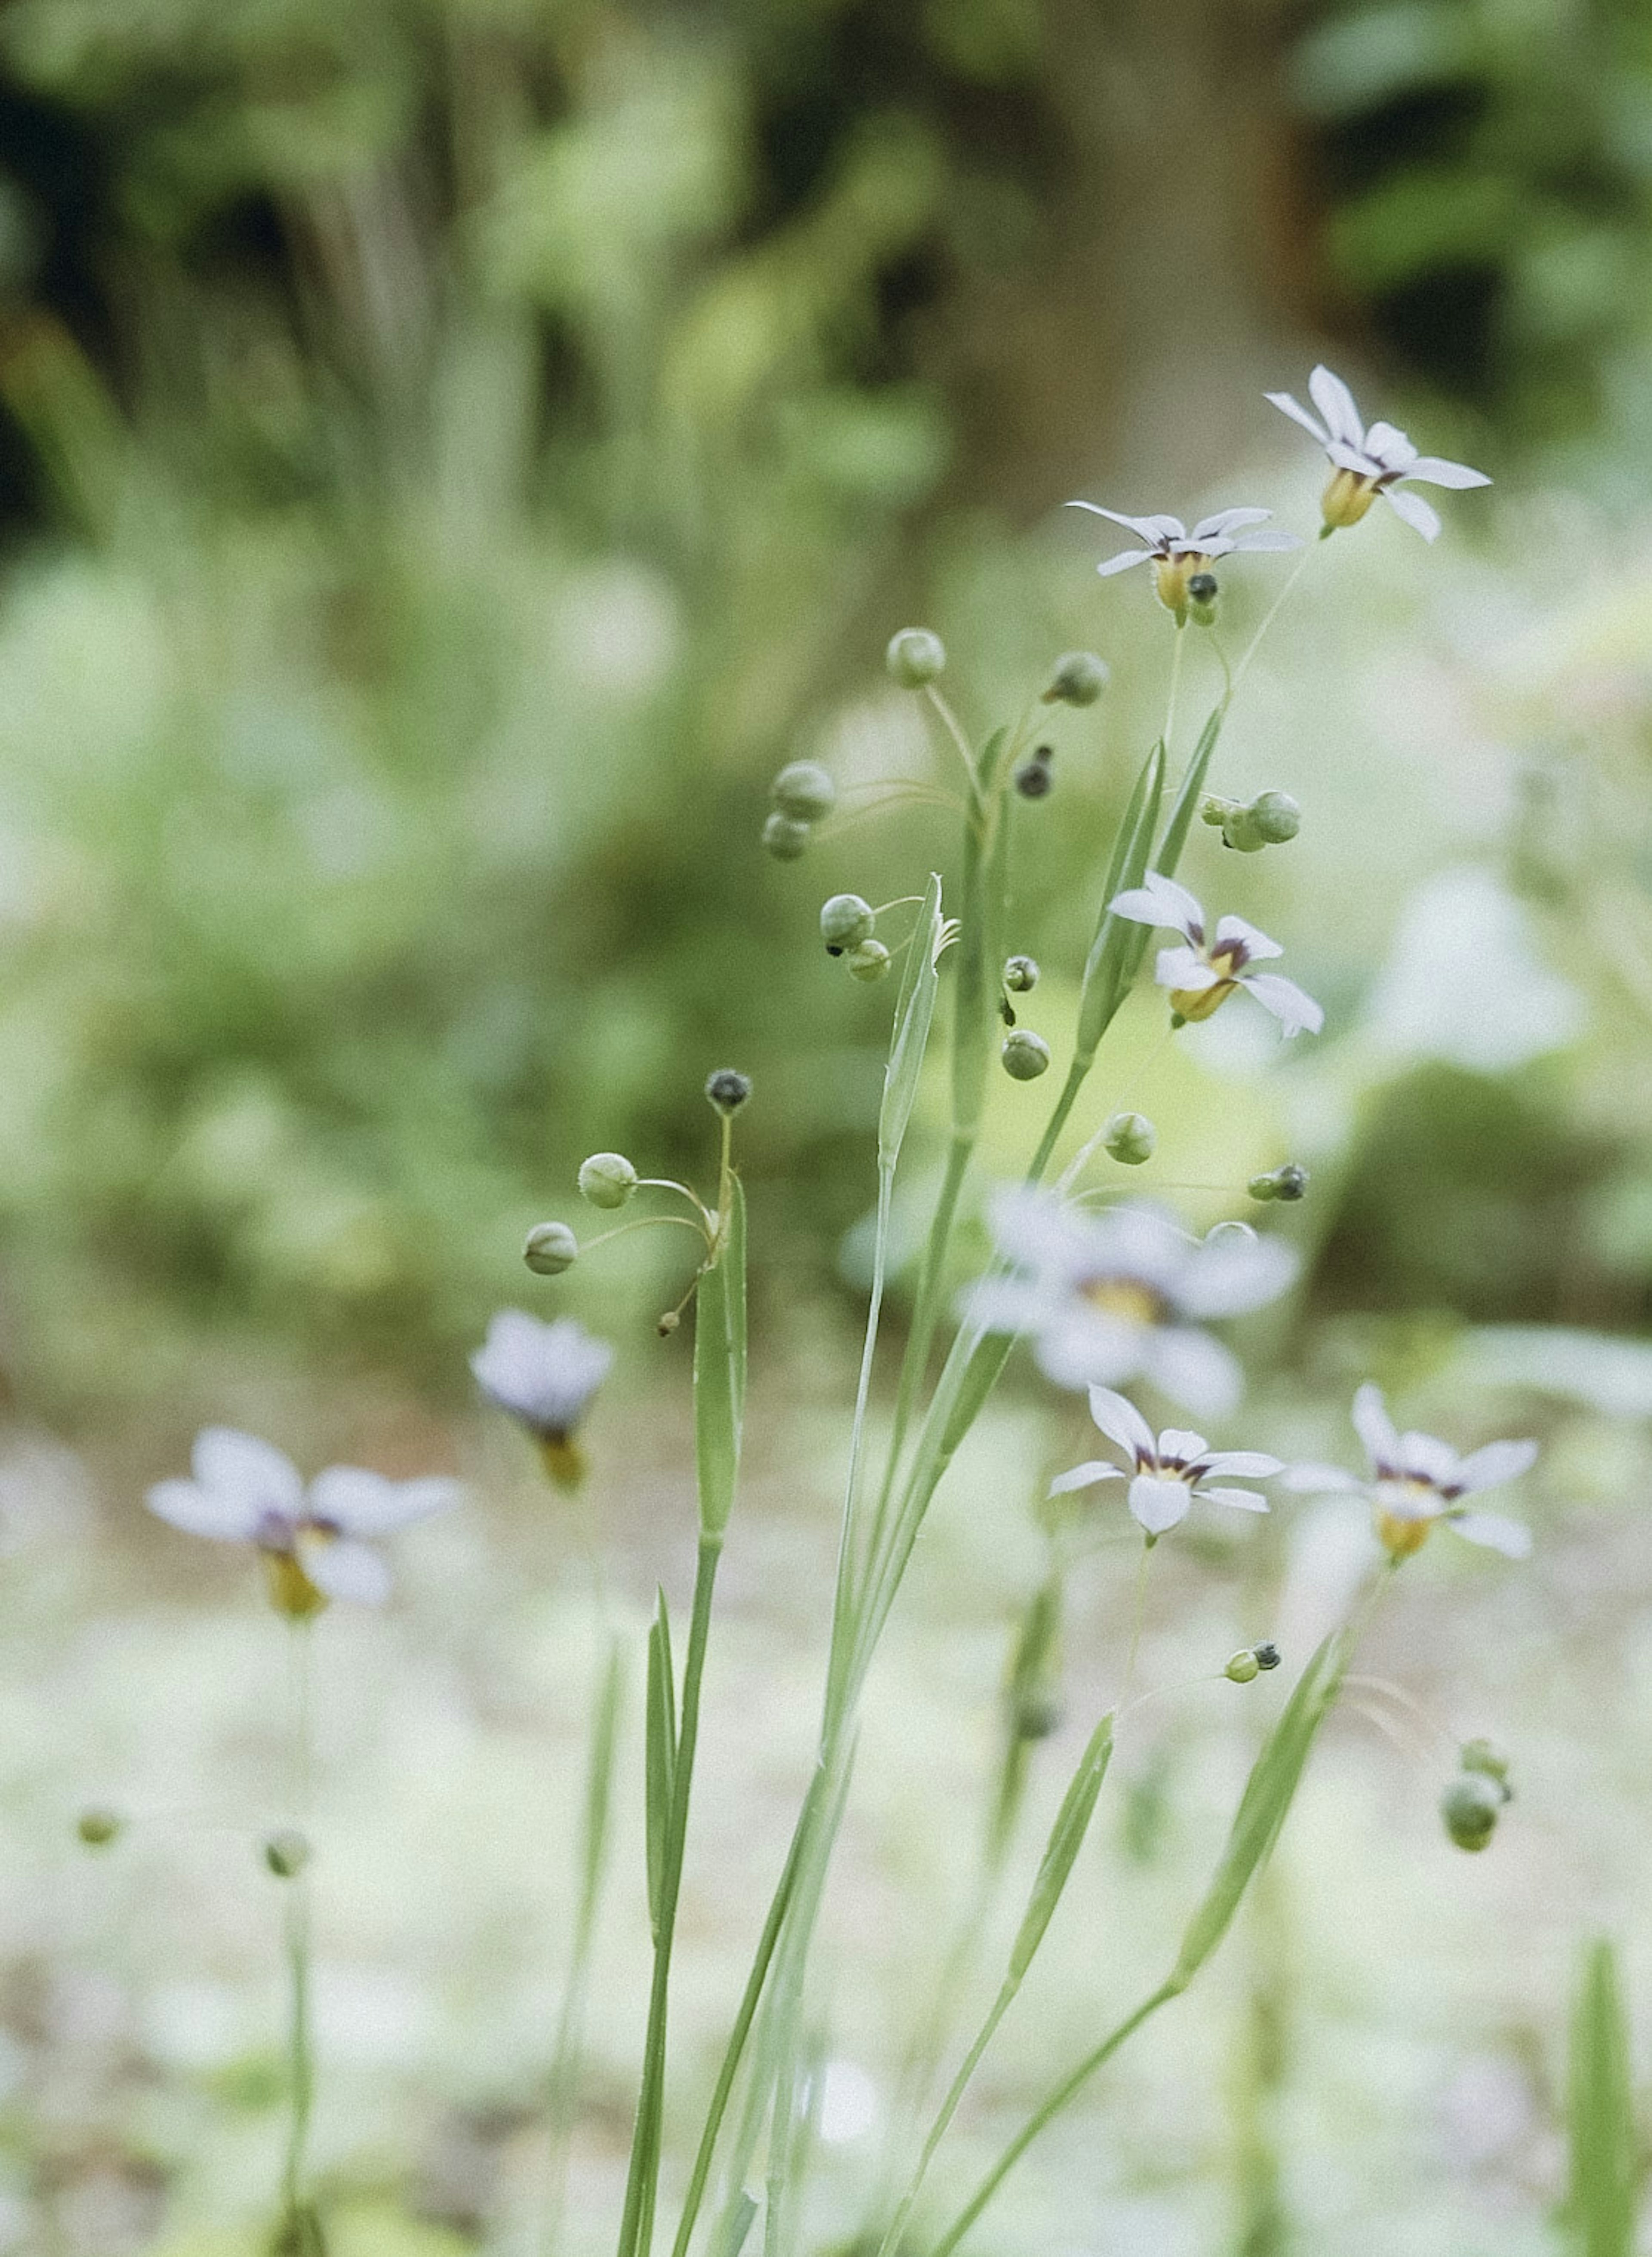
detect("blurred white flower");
top-left (972, 1191), bottom-right (1297, 1417)
top-left (1066, 502), bottom-right (1297, 616)
top-left (1266, 364), bottom-right (1489, 541)
top-left (1050, 1386), bottom-right (1285, 1538)
top-left (147, 1429), bottom-right (461, 1613)
top-left (1284, 1384), bottom-right (1535, 1560)
top-left (471, 1311), bottom-right (614, 1486)
top-left (1108, 871), bottom-right (1323, 1036)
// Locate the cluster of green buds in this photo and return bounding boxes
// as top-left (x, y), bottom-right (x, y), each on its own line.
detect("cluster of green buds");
top-left (763, 761), bottom-right (838, 862)
top-left (1224, 1641), bottom-right (1282, 1684)
top-left (1248, 1162), bottom-right (1309, 1204)
top-left (820, 893), bottom-right (890, 983)
top-left (995, 955), bottom-right (1053, 1079)
top-left (1440, 1738), bottom-right (1513, 1853)
top-left (1200, 789), bottom-right (1301, 854)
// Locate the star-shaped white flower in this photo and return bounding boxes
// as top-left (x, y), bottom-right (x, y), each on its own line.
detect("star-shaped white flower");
top-left (1266, 365), bottom-right (1490, 542)
top-left (1050, 1386), bottom-right (1285, 1538)
top-left (471, 1311), bottom-right (614, 1486)
top-left (1066, 503), bottom-right (1298, 617)
top-left (146, 1429), bottom-right (461, 1612)
top-left (971, 1191), bottom-right (1297, 1417)
top-left (1107, 871), bottom-right (1323, 1037)
top-left (1283, 1384), bottom-right (1536, 1560)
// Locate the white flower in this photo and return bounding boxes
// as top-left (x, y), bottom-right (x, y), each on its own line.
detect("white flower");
top-left (1066, 502), bottom-right (1298, 616)
top-left (971, 1190), bottom-right (1298, 1417)
top-left (146, 1428), bottom-right (461, 1612)
top-left (1266, 364), bottom-right (1490, 542)
top-left (471, 1311), bottom-right (614, 1486)
top-left (1107, 871), bottom-right (1323, 1037)
top-left (1283, 1384), bottom-right (1536, 1560)
top-left (1051, 1386), bottom-right (1285, 1538)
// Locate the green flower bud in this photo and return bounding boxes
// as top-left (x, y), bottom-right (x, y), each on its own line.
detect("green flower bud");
top-left (885, 627), bottom-right (946, 688)
top-left (847, 938), bottom-right (891, 983)
top-left (1460, 1737), bottom-right (1512, 1788)
top-left (1225, 1649), bottom-right (1260, 1684)
top-left (524, 1221), bottom-right (579, 1275)
top-left (578, 1153), bottom-right (638, 1211)
top-left (1002, 954), bottom-right (1039, 993)
top-left (1014, 748), bottom-right (1053, 800)
top-left (820, 893), bottom-right (875, 956)
top-left (1102, 1111), bottom-right (1156, 1166)
top-left (1187, 571), bottom-right (1219, 627)
top-left (76, 1805), bottom-right (123, 1848)
top-left (1001, 1030), bottom-right (1051, 1081)
top-left (763, 811), bottom-right (811, 862)
top-left (1440, 1773), bottom-right (1502, 1853)
top-left (264, 1828), bottom-right (312, 1879)
top-left (1248, 790), bottom-right (1301, 845)
top-left (1252, 1641), bottom-right (1281, 1671)
top-left (770, 760), bottom-right (836, 823)
top-left (705, 1069), bottom-right (752, 1115)
top-left (1248, 1165), bottom-right (1308, 1205)
top-left (1222, 809), bottom-right (1267, 853)
top-left (1200, 794), bottom-right (1240, 829)
top-left (1042, 650), bottom-right (1110, 707)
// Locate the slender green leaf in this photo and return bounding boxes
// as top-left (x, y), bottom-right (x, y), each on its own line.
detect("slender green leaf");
top-left (695, 1176), bottom-right (747, 1538)
top-left (1155, 696), bottom-right (1228, 882)
top-left (879, 873), bottom-right (944, 1170)
top-left (1171, 1630), bottom-right (1349, 1988)
top-left (1073, 738), bottom-right (1165, 1066)
top-left (1569, 1937), bottom-right (1639, 2257)
top-left (644, 1594), bottom-right (677, 1942)
top-left (710, 2192), bottom-right (758, 2257)
top-left (1009, 1712), bottom-right (1113, 1980)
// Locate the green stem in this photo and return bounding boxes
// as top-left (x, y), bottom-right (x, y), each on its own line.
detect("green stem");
top-left (280, 1617), bottom-right (317, 2246)
top-left (616, 1534), bottom-right (725, 2257)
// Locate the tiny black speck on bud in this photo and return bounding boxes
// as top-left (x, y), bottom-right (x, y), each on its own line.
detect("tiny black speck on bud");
top-left (1252, 1641), bottom-right (1281, 1672)
top-left (524, 1221), bottom-right (579, 1275)
top-left (264, 1828), bottom-right (312, 1879)
top-left (1042, 650), bottom-right (1110, 707)
top-left (1003, 954), bottom-right (1039, 994)
top-left (706, 1069), bottom-right (752, 1116)
top-left (763, 811), bottom-right (811, 862)
top-left (1000, 1029), bottom-right (1051, 1081)
top-left (77, 1805), bottom-right (123, 1848)
top-left (885, 627), bottom-right (946, 688)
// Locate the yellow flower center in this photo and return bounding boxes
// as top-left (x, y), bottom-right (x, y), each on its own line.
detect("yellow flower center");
top-left (1151, 551), bottom-right (1205, 619)
top-left (1081, 1278), bottom-right (1162, 1329)
top-left (1373, 1477), bottom-right (1437, 1560)
top-left (264, 1549), bottom-right (328, 1619)
top-left (1321, 467), bottom-right (1379, 530)
top-left (539, 1434), bottom-right (587, 1489)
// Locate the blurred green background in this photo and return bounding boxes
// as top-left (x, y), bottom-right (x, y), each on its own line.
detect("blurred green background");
top-left (2, 2), bottom-right (1652, 2254)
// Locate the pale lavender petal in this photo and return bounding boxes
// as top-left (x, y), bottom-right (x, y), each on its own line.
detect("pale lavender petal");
top-left (1242, 972), bottom-right (1324, 1037)
top-left (1199, 1450), bottom-right (1285, 1477)
top-left (297, 1532), bottom-right (393, 1605)
top-left (1109, 886), bottom-right (1177, 929)
top-left (1352, 1386), bottom-right (1400, 1470)
top-left (965, 1277), bottom-right (1051, 1336)
top-left (1280, 1461), bottom-right (1362, 1494)
top-left (145, 1478), bottom-right (265, 1542)
top-left (1402, 456), bottom-right (1490, 490)
top-left (1382, 486), bottom-right (1441, 542)
top-left (1449, 1438), bottom-right (1538, 1496)
top-left (1087, 1386), bottom-right (1156, 1460)
top-left (1308, 365), bottom-right (1365, 447)
top-left (1049, 1460), bottom-right (1125, 1497)
top-left (1156, 945), bottom-right (1217, 992)
top-left (1230, 529), bottom-right (1302, 553)
top-left (1449, 1511), bottom-right (1532, 1559)
top-left (1178, 1229), bottom-right (1298, 1320)
top-left (1362, 419), bottom-right (1416, 469)
top-left (1128, 1471), bottom-right (1192, 1535)
top-left (1191, 506), bottom-right (1273, 540)
top-left (1155, 1427), bottom-right (1210, 1466)
top-left (1066, 501), bottom-right (1174, 543)
top-left (1212, 913), bottom-right (1283, 962)
top-left (1199, 1485), bottom-right (1270, 1513)
top-left (1095, 547), bottom-right (1151, 577)
top-left (1109, 870), bottom-right (1204, 942)
top-left (1034, 1310), bottom-right (1146, 1393)
top-left (1265, 389), bottom-right (1330, 446)
top-left (1327, 438), bottom-right (1381, 476)
top-left (309, 1468), bottom-right (463, 1536)
top-left (1140, 1327), bottom-right (1242, 1419)
top-left (192, 1428), bottom-right (304, 1518)
top-left (986, 1185), bottom-right (1106, 1282)
top-left (1398, 1430), bottom-right (1459, 1487)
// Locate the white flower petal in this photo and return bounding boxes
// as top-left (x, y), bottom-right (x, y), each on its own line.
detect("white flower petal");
top-left (1140, 1327), bottom-right (1242, 1419)
top-left (1199, 1450), bottom-right (1285, 1477)
top-left (1212, 913), bottom-right (1283, 963)
top-left (1191, 506), bottom-right (1273, 540)
top-left (1402, 456), bottom-right (1491, 490)
top-left (1156, 945), bottom-right (1217, 992)
top-left (1048, 1460), bottom-right (1125, 1497)
top-left (1034, 1311), bottom-right (1147, 1393)
top-left (1199, 1485), bottom-right (1270, 1514)
top-left (1362, 419), bottom-right (1416, 469)
top-left (1308, 365), bottom-right (1365, 447)
top-left (1265, 389), bottom-right (1329, 446)
top-left (1155, 1427), bottom-right (1210, 1466)
top-left (1087, 1386), bottom-right (1156, 1460)
top-left (192, 1428), bottom-right (304, 1517)
top-left (1128, 1472), bottom-right (1192, 1536)
top-left (1382, 485), bottom-right (1441, 542)
top-left (1280, 1461), bottom-right (1362, 1494)
top-left (1398, 1430), bottom-right (1459, 1487)
top-left (309, 1467), bottom-right (463, 1536)
top-left (472, 1312), bottom-right (614, 1434)
top-left (1110, 870), bottom-right (1204, 943)
top-left (1230, 529), bottom-right (1302, 553)
top-left (1178, 1230), bottom-right (1298, 1320)
top-left (1066, 502), bottom-right (1170, 543)
top-left (1352, 1385), bottom-right (1400, 1469)
top-left (966, 1277), bottom-right (1050, 1336)
top-left (1095, 547), bottom-right (1150, 577)
top-left (145, 1477), bottom-right (265, 1542)
top-left (1449, 1511), bottom-right (1532, 1559)
top-left (297, 1532), bottom-right (393, 1605)
top-left (1241, 971), bottom-right (1325, 1036)
top-left (1328, 438), bottom-right (1381, 476)
top-left (1449, 1438), bottom-right (1538, 1496)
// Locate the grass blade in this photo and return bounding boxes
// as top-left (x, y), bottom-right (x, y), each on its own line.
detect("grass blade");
top-left (881, 873), bottom-right (945, 1171)
top-left (1008, 1711), bottom-right (1113, 1981)
top-left (1569, 1937), bottom-right (1638, 2257)
top-left (1154, 694), bottom-right (1227, 880)
top-left (1072, 737), bottom-right (1165, 1069)
top-left (645, 1594), bottom-right (677, 1942)
top-left (695, 1176), bottom-right (746, 1540)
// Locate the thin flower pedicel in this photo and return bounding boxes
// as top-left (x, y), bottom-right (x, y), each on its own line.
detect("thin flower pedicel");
top-left (1266, 364), bottom-right (1490, 541)
top-left (1107, 871), bottom-right (1323, 1036)
top-left (1284, 1383), bottom-right (1537, 1559)
top-left (1050, 1386), bottom-right (1285, 1538)
top-left (146, 1428), bottom-right (460, 1614)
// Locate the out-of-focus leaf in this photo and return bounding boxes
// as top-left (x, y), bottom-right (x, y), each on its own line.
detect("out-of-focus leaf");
top-left (1568, 1938), bottom-right (1638, 2257)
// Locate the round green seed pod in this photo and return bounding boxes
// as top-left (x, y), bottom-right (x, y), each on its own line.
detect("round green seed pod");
top-left (1225, 1650), bottom-right (1260, 1684)
top-left (1042, 651), bottom-right (1110, 707)
top-left (770, 760), bottom-right (836, 823)
top-left (885, 628), bottom-right (946, 688)
top-left (77, 1806), bottom-right (123, 1848)
top-left (1103, 1111), bottom-right (1156, 1166)
top-left (1001, 1030), bottom-right (1051, 1081)
top-left (578, 1153), bottom-right (638, 1211)
top-left (1248, 790), bottom-right (1301, 845)
top-left (264, 1828), bottom-right (312, 1879)
top-left (763, 811), bottom-right (811, 862)
top-left (524, 1221), bottom-right (579, 1276)
top-left (1440, 1773), bottom-right (1502, 1853)
top-left (1003, 954), bottom-right (1039, 994)
top-left (820, 893), bottom-right (875, 955)
top-left (848, 939), bottom-right (891, 983)
top-left (1222, 808), bottom-right (1267, 852)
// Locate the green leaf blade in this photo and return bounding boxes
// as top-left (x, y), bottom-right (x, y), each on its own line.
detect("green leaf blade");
top-left (1008, 1711), bottom-right (1114, 1982)
top-left (1569, 1936), bottom-right (1639, 2257)
top-left (695, 1176), bottom-right (747, 1539)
